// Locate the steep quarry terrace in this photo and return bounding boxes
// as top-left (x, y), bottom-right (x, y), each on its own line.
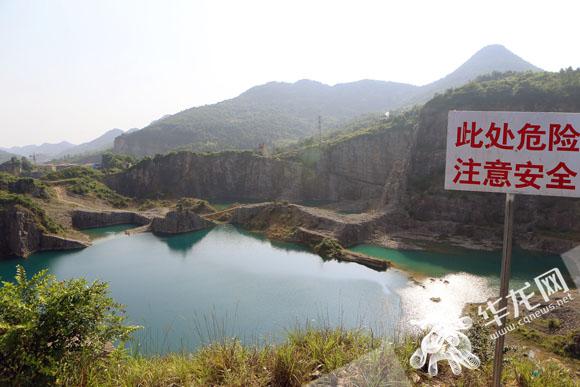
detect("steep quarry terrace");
top-left (65, 203), bottom-right (390, 271)
top-left (225, 202), bottom-right (390, 270)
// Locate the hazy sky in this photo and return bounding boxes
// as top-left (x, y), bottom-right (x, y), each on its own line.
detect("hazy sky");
top-left (1, 0), bottom-right (579, 147)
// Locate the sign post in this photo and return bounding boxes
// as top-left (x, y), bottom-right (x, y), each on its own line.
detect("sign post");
top-left (491, 193), bottom-right (515, 387)
top-left (444, 110), bottom-right (580, 387)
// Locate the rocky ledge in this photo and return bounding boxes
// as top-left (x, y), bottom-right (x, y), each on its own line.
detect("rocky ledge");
top-left (228, 202), bottom-right (382, 246)
top-left (226, 202), bottom-right (389, 271)
top-left (151, 209), bottom-right (214, 235)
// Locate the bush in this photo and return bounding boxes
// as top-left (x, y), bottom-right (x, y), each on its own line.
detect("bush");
top-left (175, 198), bottom-right (216, 214)
top-left (313, 238), bottom-right (344, 259)
top-left (0, 190), bottom-right (62, 234)
top-left (45, 166), bottom-right (102, 181)
top-left (0, 267), bottom-right (138, 385)
top-left (65, 177), bottom-right (129, 208)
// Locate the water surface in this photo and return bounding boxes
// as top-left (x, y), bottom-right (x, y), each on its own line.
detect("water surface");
top-left (0, 225), bottom-right (406, 354)
top-left (1, 226), bottom-right (571, 354)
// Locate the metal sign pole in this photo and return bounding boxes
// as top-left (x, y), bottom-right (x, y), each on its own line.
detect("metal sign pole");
top-left (492, 193), bottom-right (516, 387)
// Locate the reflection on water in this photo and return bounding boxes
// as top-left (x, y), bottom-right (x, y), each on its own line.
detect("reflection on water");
top-left (157, 228), bottom-right (213, 255)
top-left (0, 225), bottom-right (406, 355)
top-left (81, 224), bottom-right (137, 241)
top-left (2, 225), bottom-right (569, 355)
top-left (398, 273), bottom-right (495, 328)
top-left (350, 244), bottom-right (573, 290)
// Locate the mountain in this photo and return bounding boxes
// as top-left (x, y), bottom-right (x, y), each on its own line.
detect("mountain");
top-left (107, 69), bottom-right (580, 254)
top-left (113, 80), bottom-right (418, 156)
top-left (55, 128), bottom-right (124, 159)
top-left (405, 44), bottom-right (541, 105)
top-left (112, 44), bottom-right (541, 157)
top-left (0, 150), bottom-right (18, 163)
top-left (1, 142), bottom-right (75, 161)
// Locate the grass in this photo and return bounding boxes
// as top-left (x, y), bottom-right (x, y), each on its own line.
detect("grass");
top-left (62, 326), bottom-right (379, 386)
top-left (62, 177), bottom-right (130, 208)
top-left (392, 331), bottom-right (578, 387)
top-left (514, 324), bottom-right (580, 358)
top-left (0, 190), bottom-right (63, 234)
top-left (48, 324), bottom-right (579, 386)
top-left (0, 172), bottom-right (49, 198)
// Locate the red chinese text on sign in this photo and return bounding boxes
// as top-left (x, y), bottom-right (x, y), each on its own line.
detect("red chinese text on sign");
top-left (445, 111), bottom-right (580, 198)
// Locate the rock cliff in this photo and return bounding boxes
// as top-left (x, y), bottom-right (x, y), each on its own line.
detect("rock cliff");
top-left (71, 210), bottom-right (151, 230)
top-left (0, 206), bottom-right (88, 258)
top-left (151, 209), bottom-right (214, 235)
top-left (105, 119), bottom-right (415, 205)
top-left (104, 71), bottom-right (580, 253)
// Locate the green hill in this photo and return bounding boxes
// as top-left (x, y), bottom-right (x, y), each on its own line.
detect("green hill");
top-left (114, 45), bottom-right (540, 157)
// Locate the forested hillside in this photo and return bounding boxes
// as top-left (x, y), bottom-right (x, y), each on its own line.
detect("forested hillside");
top-left (405, 68), bottom-right (580, 247)
top-left (107, 68), bottom-right (580, 252)
top-left (113, 45), bottom-right (539, 157)
top-left (113, 80), bottom-right (417, 156)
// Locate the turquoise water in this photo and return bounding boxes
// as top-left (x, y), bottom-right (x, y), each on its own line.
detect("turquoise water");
top-left (0, 225), bottom-right (406, 355)
top-left (1, 225), bottom-right (572, 355)
top-left (350, 244), bottom-right (573, 290)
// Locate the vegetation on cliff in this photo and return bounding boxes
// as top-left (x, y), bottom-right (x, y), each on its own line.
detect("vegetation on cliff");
top-left (45, 166), bottom-right (130, 208)
top-left (0, 172), bottom-right (49, 199)
top-left (175, 197), bottom-right (217, 214)
top-left (0, 190), bottom-right (62, 234)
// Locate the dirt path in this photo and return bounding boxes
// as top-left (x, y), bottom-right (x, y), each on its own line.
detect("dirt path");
top-left (52, 186), bottom-right (90, 209)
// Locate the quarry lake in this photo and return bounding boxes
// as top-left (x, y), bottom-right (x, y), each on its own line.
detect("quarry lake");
top-left (0, 225), bottom-right (572, 355)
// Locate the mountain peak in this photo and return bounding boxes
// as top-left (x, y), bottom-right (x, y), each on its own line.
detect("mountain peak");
top-left (462, 44), bottom-right (541, 72)
top-left (415, 44), bottom-right (541, 100)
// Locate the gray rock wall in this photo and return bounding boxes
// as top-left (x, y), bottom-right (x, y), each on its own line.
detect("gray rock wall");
top-left (0, 206), bottom-right (88, 258)
top-left (71, 210), bottom-right (151, 229)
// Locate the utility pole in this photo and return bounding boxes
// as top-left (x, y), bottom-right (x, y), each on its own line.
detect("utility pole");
top-left (318, 115), bottom-right (322, 149)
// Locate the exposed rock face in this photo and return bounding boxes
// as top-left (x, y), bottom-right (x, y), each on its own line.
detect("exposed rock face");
top-left (402, 84), bottom-right (580, 252)
top-left (105, 125), bottom-right (415, 205)
top-left (227, 202), bottom-right (388, 270)
top-left (151, 209), bottom-right (214, 235)
top-left (293, 227), bottom-right (388, 271)
top-left (106, 152), bottom-right (303, 201)
top-left (229, 202), bottom-right (381, 247)
top-left (71, 210), bottom-right (151, 229)
top-left (0, 206), bottom-right (88, 258)
top-left (103, 72), bottom-right (580, 253)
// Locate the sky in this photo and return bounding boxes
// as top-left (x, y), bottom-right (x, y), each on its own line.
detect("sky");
top-left (1, 0), bottom-right (579, 147)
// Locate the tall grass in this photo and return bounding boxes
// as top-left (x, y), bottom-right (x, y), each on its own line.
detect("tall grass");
top-left (64, 325), bottom-right (379, 386)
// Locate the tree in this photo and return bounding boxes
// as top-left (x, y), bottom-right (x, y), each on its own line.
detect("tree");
top-left (0, 266), bottom-right (139, 385)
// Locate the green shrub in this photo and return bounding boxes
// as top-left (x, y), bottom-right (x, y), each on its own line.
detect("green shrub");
top-left (0, 190), bottom-right (62, 234)
top-left (175, 198), bottom-right (216, 214)
top-left (65, 177), bottom-right (129, 208)
top-left (313, 238), bottom-right (344, 259)
top-left (0, 267), bottom-right (138, 385)
top-left (45, 166), bottom-right (103, 181)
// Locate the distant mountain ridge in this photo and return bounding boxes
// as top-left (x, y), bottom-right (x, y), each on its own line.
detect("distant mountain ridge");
top-left (2, 128), bottom-right (135, 163)
top-left (1, 142), bottom-right (75, 162)
top-left (54, 128), bottom-right (124, 159)
top-left (113, 79), bottom-right (419, 156)
top-left (0, 150), bottom-right (18, 163)
top-left (113, 44), bottom-right (541, 157)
